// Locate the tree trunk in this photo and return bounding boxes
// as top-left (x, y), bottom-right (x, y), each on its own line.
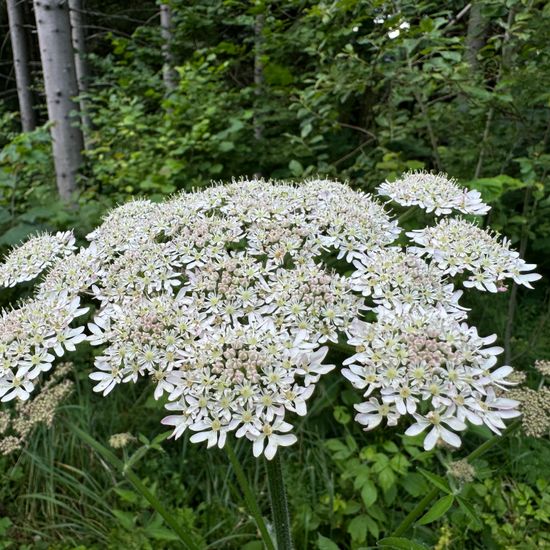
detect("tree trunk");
top-left (7, 0), bottom-right (36, 132)
top-left (465, 1), bottom-right (487, 71)
top-left (33, 0), bottom-right (83, 202)
top-left (69, 0), bottom-right (92, 149)
top-left (160, 3), bottom-right (177, 93)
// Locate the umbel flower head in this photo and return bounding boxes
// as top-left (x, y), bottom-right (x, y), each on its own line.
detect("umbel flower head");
top-left (378, 171), bottom-right (490, 216)
top-left (0, 175), bottom-right (539, 457)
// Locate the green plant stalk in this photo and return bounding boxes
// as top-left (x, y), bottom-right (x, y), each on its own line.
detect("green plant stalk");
top-left (265, 453), bottom-right (293, 550)
top-left (393, 421), bottom-right (520, 536)
top-left (70, 424), bottom-right (199, 550)
top-left (225, 440), bottom-right (276, 550)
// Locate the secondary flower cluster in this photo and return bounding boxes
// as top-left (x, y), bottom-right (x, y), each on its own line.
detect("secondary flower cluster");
top-left (0, 362), bottom-right (73, 455)
top-left (377, 171), bottom-right (490, 216)
top-left (0, 231), bottom-right (75, 288)
top-left (407, 218), bottom-right (541, 292)
top-left (0, 293), bottom-right (87, 401)
top-left (0, 174), bottom-right (538, 456)
top-left (343, 307), bottom-right (519, 450)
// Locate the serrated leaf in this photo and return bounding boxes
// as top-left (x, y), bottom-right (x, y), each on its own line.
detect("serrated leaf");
top-left (378, 467), bottom-right (396, 492)
top-left (317, 533), bottom-right (339, 550)
top-left (361, 480), bottom-right (378, 507)
top-left (417, 494), bottom-right (454, 525)
top-left (348, 515), bottom-right (368, 542)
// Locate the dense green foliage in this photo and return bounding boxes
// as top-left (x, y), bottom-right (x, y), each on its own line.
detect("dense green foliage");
top-left (0, 0), bottom-right (549, 548)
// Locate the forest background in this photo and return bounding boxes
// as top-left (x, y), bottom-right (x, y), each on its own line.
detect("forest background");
top-left (0, 0), bottom-right (549, 548)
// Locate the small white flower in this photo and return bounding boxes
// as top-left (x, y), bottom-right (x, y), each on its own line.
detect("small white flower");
top-left (405, 410), bottom-right (467, 450)
top-left (249, 417), bottom-right (297, 460)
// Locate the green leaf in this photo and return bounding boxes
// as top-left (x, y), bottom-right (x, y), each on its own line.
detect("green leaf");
top-left (348, 515), bottom-right (368, 542)
top-left (417, 494), bottom-right (454, 525)
top-left (378, 467), bottom-right (396, 492)
top-left (333, 405), bottom-right (351, 425)
top-left (0, 223), bottom-right (37, 246)
top-left (456, 496), bottom-right (482, 528)
top-left (418, 468), bottom-right (451, 493)
top-left (317, 534), bottom-right (339, 550)
top-left (112, 509), bottom-right (135, 531)
top-left (325, 439), bottom-right (353, 460)
top-left (400, 473), bottom-right (428, 497)
top-left (0, 207), bottom-right (12, 225)
top-left (219, 141), bottom-right (234, 152)
top-left (114, 487), bottom-right (139, 504)
top-left (145, 525), bottom-right (180, 541)
top-left (364, 515), bottom-right (380, 539)
top-left (439, 50), bottom-right (461, 62)
top-left (377, 537), bottom-right (429, 549)
top-left (289, 159), bottom-right (303, 176)
top-left (361, 480), bottom-right (378, 507)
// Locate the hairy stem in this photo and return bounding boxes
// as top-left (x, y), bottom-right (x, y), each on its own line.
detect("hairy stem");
top-left (265, 453), bottom-right (293, 550)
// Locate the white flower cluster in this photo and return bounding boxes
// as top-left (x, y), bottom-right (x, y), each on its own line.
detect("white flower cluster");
top-left (378, 171), bottom-right (490, 216)
top-left (0, 231), bottom-right (75, 288)
top-left (0, 175), bottom-right (538, 456)
top-left (407, 218), bottom-right (541, 292)
top-left (343, 307), bottom-right (519, 450)
top-left (0, 293), bottom-right (87, 402)
top-left (350, 248), bottom-right (465, 315)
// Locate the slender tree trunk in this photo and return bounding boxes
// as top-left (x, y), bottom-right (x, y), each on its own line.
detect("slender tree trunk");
top-left (7, 0), bottom-right (36, 132)
top-left (464, 1), bottom-right (487, 71)
top-left (33, 0), bottom-right (83, 202)
top-left (69, 0), bottom-right (92, 150)
top-left (160, 3), bottom-right (177, 93)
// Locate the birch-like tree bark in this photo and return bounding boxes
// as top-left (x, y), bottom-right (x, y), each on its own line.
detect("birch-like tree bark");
top-left (69, 0), bottom-right (92, 149)
top-left (160, 3), bottom-right (177, 93)
top-left (7, 0), bottom-right (36, 132)
top-left (34, 0), bottom-right (83, 201)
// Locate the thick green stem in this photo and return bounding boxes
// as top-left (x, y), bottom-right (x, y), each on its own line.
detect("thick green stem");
top-left (70, 424), bottom-right (199, 550)
top-left (393, 421), bottom-right (520, 537)
top-left (225, 440), bottom-right (276, 550)
top-left (265, 453), bottom-right (293, 550)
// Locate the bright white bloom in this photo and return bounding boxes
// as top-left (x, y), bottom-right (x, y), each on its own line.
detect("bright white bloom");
top-left (378, 171), bottom-right (490, 216)
top-left (350, 247), bottom-right (464, 315)
top-left (0, 231), bottom-right (75, 288)
top-left (405, 409), bottom-right (467, 450)
top-left (344, 307), bottom-right (520, 451)
top-left (0, 175), bottom-right (534, 458)
top-left (407, 218), bottom-right (541, 292)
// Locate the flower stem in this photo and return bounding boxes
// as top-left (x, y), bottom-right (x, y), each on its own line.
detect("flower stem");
top-left (393, 421), bottom-right (520, 537)
top-left (70, 424), bottom-right (199, 549)
top-left (265, 453), bottom-right (293, 550)
top-left (225, 440), bottom-right (276, 550)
